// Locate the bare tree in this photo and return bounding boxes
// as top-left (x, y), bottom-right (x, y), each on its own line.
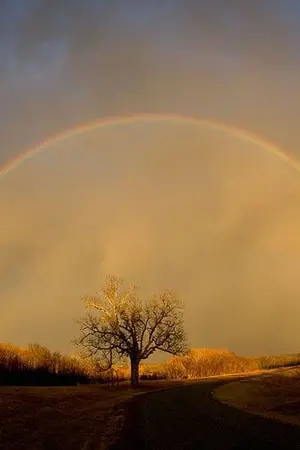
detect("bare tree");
top-left (74, 275), bottom-right (187, 387)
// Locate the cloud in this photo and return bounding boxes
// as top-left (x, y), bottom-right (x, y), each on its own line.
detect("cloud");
top-left (1, 1), bottom-right (300, 161)
top-left (1, 122), bottom-right (300, 356)
top-left (1, 2), bottom-right (300, 355)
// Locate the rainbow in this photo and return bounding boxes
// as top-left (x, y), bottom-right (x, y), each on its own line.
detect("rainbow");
top-left (1, 113), bottom-right (299, 177)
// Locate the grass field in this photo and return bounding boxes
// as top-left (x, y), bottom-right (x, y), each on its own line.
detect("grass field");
top-left (0, 380), bottom-right (189, 450)
top-left (1, 368), bottom-right (299, 449)
top-left (0, 372), bottom-right (266, 450)
top-left (214, 367), bottom-right (300, 426)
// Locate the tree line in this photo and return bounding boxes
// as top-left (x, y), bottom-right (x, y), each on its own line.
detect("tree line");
top-left (0, 342), bottom-right (104, 386)
top-left (2, 275), bottom-right (299, 388)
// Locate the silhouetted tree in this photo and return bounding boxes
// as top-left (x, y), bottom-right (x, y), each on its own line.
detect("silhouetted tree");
top-left (75, 275), bottom-right (187, 387)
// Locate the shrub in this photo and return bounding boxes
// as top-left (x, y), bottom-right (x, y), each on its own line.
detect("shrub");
top-left (0, 342), bottom-right (103, 386)
top-left (163, 348), bottom-right (260, 379)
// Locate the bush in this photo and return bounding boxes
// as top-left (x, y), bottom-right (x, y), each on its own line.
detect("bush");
top-left (163, 348), bottom-right (260, 379)
top-left (0, 342), bottom-right (104, 386)
top-left (1, 341), bottom-right (299, 386)
top-left (258, 354), bottom-right (300, 370)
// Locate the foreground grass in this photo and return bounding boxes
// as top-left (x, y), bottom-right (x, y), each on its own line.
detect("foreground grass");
top-left (0, 372), bottom-right (265, 450)
top-left (0, 380), bottom-right (189, 450)
top-left (214, 367), bottom-right (300, 426)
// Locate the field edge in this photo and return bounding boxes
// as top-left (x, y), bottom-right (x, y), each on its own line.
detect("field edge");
top-left (213, 373), bottom-right (300, 428)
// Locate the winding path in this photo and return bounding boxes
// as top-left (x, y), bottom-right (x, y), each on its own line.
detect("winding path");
top-left (112, 377), bottom-right (300, 449)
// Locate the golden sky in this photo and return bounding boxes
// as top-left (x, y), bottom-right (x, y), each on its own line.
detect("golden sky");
top-left (1, 1), bottom-right (300, 357)
top-left (1, 121), bottom-right (300, 356)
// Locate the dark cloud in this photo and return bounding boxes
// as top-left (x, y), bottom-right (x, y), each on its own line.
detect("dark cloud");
top-left (1, 1), bottom-right (300, 159)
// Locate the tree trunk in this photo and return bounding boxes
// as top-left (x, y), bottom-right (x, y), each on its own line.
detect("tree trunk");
top-left (130, 357), bottom-right (140, 388)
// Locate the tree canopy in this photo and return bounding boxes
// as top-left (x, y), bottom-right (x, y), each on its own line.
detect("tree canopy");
top-left (75, 275), bottom-right (187, 386)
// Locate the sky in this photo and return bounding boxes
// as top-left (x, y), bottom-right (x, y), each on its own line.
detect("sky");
top-left (1, 1), bottom-right (300, 357)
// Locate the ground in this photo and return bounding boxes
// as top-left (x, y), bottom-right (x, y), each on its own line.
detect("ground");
top-left (2, 370), bottom-right (300, 449)
top-left (214, 367), bottom-right (300, 427)
top-left (0, 380), bottom-right (186, 450)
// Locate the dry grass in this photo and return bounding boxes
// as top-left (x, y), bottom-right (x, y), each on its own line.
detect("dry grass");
top-left (0, 342), bottom-right (106, 386)
top-left (2, 341), bottom-right (300, 386)
top-left (0, 379), bottom-right (188, 450)
top-left (114, 349), bottom-right (261, 382)
top-left (163, 348), bottom-right (260, 379)
top-left (2, 341), bottom-right (300, 448)
top-left (214, 367), bottom-right (300, 426)
top-left (137, 351), bottom-right (300, 381)
top-left (0, 371), bottom-right (267, 450)
top-left (257, 354), bottom-right (300, 370)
